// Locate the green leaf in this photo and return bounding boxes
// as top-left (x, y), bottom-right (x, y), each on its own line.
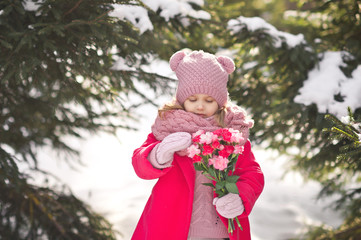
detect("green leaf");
top-left (216, 181), bottom-right (225, 190)
top-left (226, 175), bottom-right (240, 183)
top-left (215, 190), bottom-right (225, 197)
top-left (194, 163), bottom-right (203, 171)
top-left (208, 167), bottom-right (217, 178)
top-left (225, 182), bottom-right (239, 194)
top-left (202, 183), bottom-right (215, 188)
top-left (203, 173), bottom-right (215, 182)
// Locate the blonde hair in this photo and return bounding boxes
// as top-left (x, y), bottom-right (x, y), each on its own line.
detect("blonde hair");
top-left (158, 98), bottom-right (227, 127)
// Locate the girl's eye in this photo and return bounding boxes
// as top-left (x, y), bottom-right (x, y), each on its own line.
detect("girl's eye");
top-left (206, 99), bottom-right (214, 103)
top-left (188, 98), bottom-right (197, 102)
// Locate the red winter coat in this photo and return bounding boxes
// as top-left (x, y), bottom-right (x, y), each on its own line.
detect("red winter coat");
top-left (131, 133), bottom-right (264, 240)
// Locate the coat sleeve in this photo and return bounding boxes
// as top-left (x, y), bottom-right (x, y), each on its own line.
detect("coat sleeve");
top-left (234, 140), bottom-right (264, 217)
top-left (132, 133), bottom-right (172, 180)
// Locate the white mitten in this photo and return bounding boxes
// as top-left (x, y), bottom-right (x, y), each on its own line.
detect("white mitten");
top-left (213, 193), bottom-right (244, 219)
top-left (156, 132), bottom-right (192, 164)
top-left (148, 132), bottom-right (192, 169)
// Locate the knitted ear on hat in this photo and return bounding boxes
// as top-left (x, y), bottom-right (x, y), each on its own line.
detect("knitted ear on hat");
top-left (217, 56), bottom-right (235, 74)
top-left (169, 51), bottom-right (186, 71)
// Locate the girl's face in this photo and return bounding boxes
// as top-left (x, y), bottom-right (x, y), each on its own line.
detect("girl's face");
top-left (184, 94), bottom-right (219, 118)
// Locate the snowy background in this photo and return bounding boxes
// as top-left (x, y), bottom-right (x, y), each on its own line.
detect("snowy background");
top-left (109, 0), bottom-right (361, 119)
top-left (32, 54), bottom-right (346, 239)
top-left (22, 0), bottom-right (361, 239)
top-left (35, 100), bottom-right (343, 240)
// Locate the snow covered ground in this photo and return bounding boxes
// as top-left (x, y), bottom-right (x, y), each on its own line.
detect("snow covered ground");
top-left (35, 103), bottom-right (343, 240)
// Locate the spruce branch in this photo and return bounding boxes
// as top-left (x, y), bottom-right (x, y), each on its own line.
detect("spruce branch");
top-left (63, 0), bottom-right (84, 17)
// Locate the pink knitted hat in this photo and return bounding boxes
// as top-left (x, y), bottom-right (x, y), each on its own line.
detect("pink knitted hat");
top-left (169, 50), bottom-right (235, 107)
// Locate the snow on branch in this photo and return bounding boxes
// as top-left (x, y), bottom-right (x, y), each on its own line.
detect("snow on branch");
top-left (227, 16), bottom-right (305, 48)
top-left (109, 4), bottom-right (153, 34)
top-left (227, 15), bottom-right (361, 118)
top-left (294, 51), bottom-right (361, 118)
top-left (143, 0), bottom-right (210, 21)
top-left (110, 0), bottom-right (210, 34)
top-left (23, 0), bottom-right (43, 12)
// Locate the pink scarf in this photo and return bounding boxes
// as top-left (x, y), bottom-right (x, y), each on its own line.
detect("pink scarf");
top-left (151, 104), bottom-right (254, 144)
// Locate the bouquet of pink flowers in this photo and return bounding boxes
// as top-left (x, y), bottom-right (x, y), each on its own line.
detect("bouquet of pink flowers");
top-left (187, 128), bottom-right (245, 234)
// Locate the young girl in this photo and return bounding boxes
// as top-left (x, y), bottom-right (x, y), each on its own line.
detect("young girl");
top-left (131, 50), bottom-right (264, 240)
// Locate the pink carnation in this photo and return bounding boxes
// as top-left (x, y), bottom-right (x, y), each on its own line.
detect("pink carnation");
top-left (193, 155), bottom-right (202, 163)
top-left (199, 132), bottom-right (217, 144)
top-left (192, 130), bottom-right (205, 138)
top-left (213, 128), bottom-right (232, 142)
top-left (225, 128), bottom-right (244, 143)
top-left (222, 130), bottom-right (232, 142)
top-left (211, 140), bottom-right (221, 149)
top-left (187, 144), bottom-right (200, 158)
top-left (233, 145), bottom-right (244, 154)
top-left (218, 145), bottom-right (234, 158)
top-left (212, 128), bottom-right (224, 137)
top-left (193, 135), bottom-right (201, 143)
top-left (209, 156), bottom-right (229, 171)
top-left (202, 144), bottom-right (214, 155)
top-left (231, 132), bottom-right (244, 144)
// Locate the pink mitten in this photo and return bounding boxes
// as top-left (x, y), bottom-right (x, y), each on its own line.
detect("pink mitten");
top-left (148, 132), bottom-right (191, 168)
top-left (213, 193), bottom-right (244, 219)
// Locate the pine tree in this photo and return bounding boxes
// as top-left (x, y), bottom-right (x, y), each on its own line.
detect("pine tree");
top-left (304, 109), bottom-right (361, 239)
top-left (221, 0), bottom-right (361, 238)
top-left (0, 0), bottom-right (199, 238)
top-left (0, 0), bottom-right (140, 238)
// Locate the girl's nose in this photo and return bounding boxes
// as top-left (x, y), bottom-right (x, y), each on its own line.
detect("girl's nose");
top-left (197, 103), bottom-right (204, 110)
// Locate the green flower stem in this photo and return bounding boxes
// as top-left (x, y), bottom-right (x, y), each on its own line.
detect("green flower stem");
top-left (235, 217), bottom-right (243, 231)
top-left (231, 218), bottom-right (235, 231)
top-left (227, 218), bottom-right (243, 235)
top-left (201, 162), bottom-right (208, 171)
top-left (228, 219), bottom-right (233, 234)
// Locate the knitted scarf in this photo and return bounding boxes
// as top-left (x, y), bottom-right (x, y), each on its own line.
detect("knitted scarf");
top-left (151, 104), bottom-right (254, 144)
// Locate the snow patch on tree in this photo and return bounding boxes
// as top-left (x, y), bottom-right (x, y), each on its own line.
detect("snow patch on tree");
top-left (227, 16), bottom-right (305, 48)
top-left (111, 0), bottom-right (210, 34)
top-left (144, 0), bottom-right (210, 21)
top-left (109, 5), bottom-right (153, 34)
top-left (23, 0), bottom-right (43, 12)
top-left (294, 51), bottom-right (361, 118)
